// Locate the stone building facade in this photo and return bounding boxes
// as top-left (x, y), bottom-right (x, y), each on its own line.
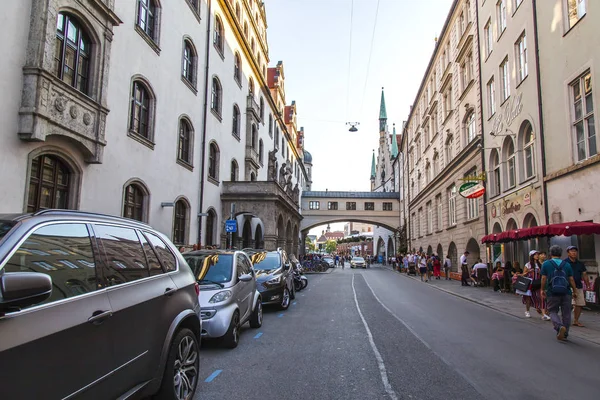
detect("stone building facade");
top-left (403, 0), bottom-right (486, 269)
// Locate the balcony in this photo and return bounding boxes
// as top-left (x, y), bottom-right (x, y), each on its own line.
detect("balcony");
top-left (246, 145), bottom-right (260, 168)
top-left (247, 95), bottom-right (261, 121)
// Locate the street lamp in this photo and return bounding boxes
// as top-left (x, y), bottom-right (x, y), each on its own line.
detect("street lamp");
top-left (346, 122), bottom-right (360, 132)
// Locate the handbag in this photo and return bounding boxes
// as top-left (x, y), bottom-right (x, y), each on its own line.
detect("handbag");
top-left (530, 269), bottom-right (541, 291)
top-left (514, 276), bottom-right (533, 292)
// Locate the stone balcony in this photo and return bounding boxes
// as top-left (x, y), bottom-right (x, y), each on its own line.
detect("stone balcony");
top-left (221, 181), bottom-right (299, 211)
top-left (246, 95), bottom-right (261, 121)
top-left (245, 145), bottom-right (260, 169)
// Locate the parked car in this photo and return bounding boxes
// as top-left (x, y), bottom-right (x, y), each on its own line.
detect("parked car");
top-left (351, 256), bottom-right (366, 269)
top-left (183, 250), bottom-right (262, 348)
top-left (245, 249), bottom-right (295, 310)
top-left (0, 210), bottom-right (202, 400)
top-left (322, 256), bottom-right (335, 268)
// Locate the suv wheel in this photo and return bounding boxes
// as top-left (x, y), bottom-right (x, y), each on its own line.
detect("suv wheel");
top-left (223, 311), bottom-right (240, 349)
top-left (249, 299), bottom-right (263, 328)
top-left (157, 328), bottom-right (199, 400)
top-left (280, 287), bottom-right (290, 310)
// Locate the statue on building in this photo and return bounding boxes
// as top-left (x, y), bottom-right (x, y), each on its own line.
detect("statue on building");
top-left (279, 163), bottom-right (287, 187)
top-left (268, 150), bottom-right (277, 181)
top-left (293, 183), bottom-right (300, 204)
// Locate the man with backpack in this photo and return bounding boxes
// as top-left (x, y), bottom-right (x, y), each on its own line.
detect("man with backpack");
top-left (540, 245), bottom-right (579, 341)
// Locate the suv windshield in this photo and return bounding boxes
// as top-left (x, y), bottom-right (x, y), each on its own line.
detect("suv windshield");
top-left (184, 254), bottom-right (233, 284)
top-left (0, 221), bottom-right (16, 241)
top-left (252, 252), bottom-right (281, 271)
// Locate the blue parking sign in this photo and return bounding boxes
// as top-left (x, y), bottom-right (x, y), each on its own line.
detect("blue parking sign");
top-left (225, 220), bottom-right (237, 233)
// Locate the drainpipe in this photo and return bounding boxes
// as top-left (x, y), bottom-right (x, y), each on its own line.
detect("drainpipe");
top-left (532, 0), bottom-right (549, 225)
top-left (197, 0), bottom-right (213, 246)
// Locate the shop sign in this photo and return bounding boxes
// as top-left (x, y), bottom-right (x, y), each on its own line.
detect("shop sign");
top-left (491, 205), bottom-right (497, 218)
top-left (502, 201), bottom-right (521, 216)
top-left (524, 192), bottom-right (531, 205)
top-left (459, 182), bottom-right (486, 199)
top-left (491, 92), bottom-right (524, 135)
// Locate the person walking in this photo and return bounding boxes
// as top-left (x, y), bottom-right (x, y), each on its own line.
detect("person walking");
top-left (433, 255), bottom-right (441, 280)
top-left (418, 252), bottom-right (428, 282)
top-left (564, 245), bottom-right (590, 327)
top-left (460, 251), bottom-right (471, 286)
top-left (444, 254), bottom-right (452, 280)
top-left (541, 245), bottom-right (579, 341)
top-left (519, 250), bottom-right (550, 320)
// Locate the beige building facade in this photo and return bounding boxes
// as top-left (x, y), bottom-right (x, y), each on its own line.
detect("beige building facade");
top-left (404, 0), bottom-right (486, 269)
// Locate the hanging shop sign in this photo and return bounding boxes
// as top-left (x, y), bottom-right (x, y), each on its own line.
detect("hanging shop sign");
top-left (459, 181), bottom-right (486, 199)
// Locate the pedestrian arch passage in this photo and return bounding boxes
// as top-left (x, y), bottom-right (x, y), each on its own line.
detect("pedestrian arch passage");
top-left (300, 191), bottom-right (401, 233)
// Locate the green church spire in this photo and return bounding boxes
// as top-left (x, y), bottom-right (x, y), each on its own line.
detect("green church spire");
top-left (370, 150), bottom-right (376, 179)
top-left (391, 123), bottom-right (398, 158)
top-left (379, 87), bottom-right (387, 131)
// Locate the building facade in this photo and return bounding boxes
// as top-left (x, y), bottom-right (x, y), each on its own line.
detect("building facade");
top-left (477, 0), bottom-right (546, 264)
top-left (0, 0), bottom-right (309, 253)
top-left (403, 0), bottom-right (486, 269)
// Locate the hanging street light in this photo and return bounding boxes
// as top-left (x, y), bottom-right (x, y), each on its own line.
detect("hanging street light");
top-left (346, 122), bottom-right (360, 132)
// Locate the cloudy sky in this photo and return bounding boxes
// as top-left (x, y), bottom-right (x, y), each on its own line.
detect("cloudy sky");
top-left (264, 0), bottom-right (453, 234)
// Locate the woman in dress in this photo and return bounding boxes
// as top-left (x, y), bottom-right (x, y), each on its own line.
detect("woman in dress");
top-left (433, 255), bottom-right (442, 280)
top-left (518, 251), bottom-right (550, 320)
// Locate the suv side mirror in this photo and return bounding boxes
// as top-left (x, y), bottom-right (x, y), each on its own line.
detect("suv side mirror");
top-left (239, 273), bottom-right (253, 282)
top-left (0, 272), bottom-right (52, 313)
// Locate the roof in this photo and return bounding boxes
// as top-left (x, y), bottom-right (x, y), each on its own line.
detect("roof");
top-left (303, 191), bottom-right (400, 199)
top-left (304, 150), bottom-right (312, 163)
top-left (370, 151), bottom-right (376, 179)
top-left (391, 125), bottom-right (399, 158)
top-left (379, 88), bottom-right (387, 120)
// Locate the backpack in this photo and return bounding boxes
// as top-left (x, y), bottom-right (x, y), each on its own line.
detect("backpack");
top-left (549, 259), bottom-right (569, 295)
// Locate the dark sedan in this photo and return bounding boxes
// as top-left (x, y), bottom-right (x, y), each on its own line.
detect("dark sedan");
top-left (247, 249), bottom-right (295, 310)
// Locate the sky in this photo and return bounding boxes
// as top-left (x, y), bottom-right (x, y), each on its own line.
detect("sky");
top-left (264, 0), bottom-right (454, 235)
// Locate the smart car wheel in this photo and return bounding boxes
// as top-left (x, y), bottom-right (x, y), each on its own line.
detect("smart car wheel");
top-left (249, 299), bottom-right (263, 328)
top-left (222, 311), bottom-right (240, 349)
top-left (280, 287), bottom-right (290, 310)
top-left (156, 328), bottom-right (199, 400)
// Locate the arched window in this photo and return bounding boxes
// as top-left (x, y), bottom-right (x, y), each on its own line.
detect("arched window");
top-left (433, 152), bottom-right (440, 175)
top-left (503, 137), bottom-right (516, 190)
top-left (251, 124), bottom-right (257, 149)
top-left (211, 77), bottom-right (222, 115)
top-left (234, 52), bottom-right (242, 83)
top-left (259, 97), bottom-right (264, 121)
top-left (123, 182), bottom-right (148, 222)
top-left (250, 172), bottom-right (256, 181)
top-left (213, 16), bottom-right (224, 53)
top-left (521, 121), bottom-right (535, 180)
top-left (231, 159), bottom-right (239, 181)
top-left (243, 21), bottom-right (248, 37)
top-left (130, 79), bottom-right (154, 141)
top-left (464, 111), bottom-right (476, 143)
top-left (259, 139), bottom-right (264, 164)
top-left (268, 114), bottom-right (273, 137)
top-left (232, 104), bottom-right (240, 138)
top-left (178, 118), bottom-right (193, 165)
top-left (136, 0), bottom-right (159, 42)
top-left (27, 155), bottom-right (72, 212)
top-left (489, 149), bottom-right (501, 197)
top-left (55, 13), bottom-right (91, 93)
top-left (235, 2), bottom-right (241, 19)
top-left (425, 162), bottom-right (431, 184)
top-left (173, 199), bottom-right (189, 245)
top-left (251, 37), bottom-right (256, 54)
top-left (182, 39), bottom-right (197, 87)
top-left (205, 209), bottom-right (216, 246)
top-left (248, 78), bottom-right (254, 96)
top-left (208, 142), bottom-right (219, 180)
top-left (262, 65), bottom-right (267, 78)
top-left (274, 126), bottom-right (279, 147)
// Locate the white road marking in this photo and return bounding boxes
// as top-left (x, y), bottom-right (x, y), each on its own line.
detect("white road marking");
top-left (351, 274), bottom-right (398, 400)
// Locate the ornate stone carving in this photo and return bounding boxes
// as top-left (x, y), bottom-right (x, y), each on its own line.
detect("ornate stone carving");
top-left (279, 163), bottom-right (287, 187)
top-left (83, 113), bottom-right (92, 125)
top-left (54, 96), bottom-right (67, 112)
top-left (69, 105), bottom-right (78, 119)
top-left (267, 150), bottom-right (277, 181)
top-left (293, 183), bottom-right (300, 204)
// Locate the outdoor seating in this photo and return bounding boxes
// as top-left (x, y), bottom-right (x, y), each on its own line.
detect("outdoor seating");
top-left (475, 268), bottom-right (489, 287)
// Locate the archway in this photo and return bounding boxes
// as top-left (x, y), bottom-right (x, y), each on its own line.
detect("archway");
top-left (376, 237), bottom-right (385, 259)
top-left (254, 224), bottom-right (263, 249)
top-left (277, 215), bottom-right (284, 249)
top-left (427, 245), bottom-right (433, 256)
top-left (491, 222), bottom-right (503, 264)
top-left (465, 238), bottom-right (481, 266)
top-left (436, 244), bottom-right (443, 258)
top-left (387, 237), bottom-right (394, 259)
top-left (505, 218), bottom-right (518, 264)
top-left (293, 224), bottom-right (299, 256)
top-left (285, 220), bottom-right (292, 254)
top-left (242, 220), bottom-right (252, 249)
top-left (522, 213), bottom-right (541, 259)
top-left (448, 242), bottom-right (458, 272)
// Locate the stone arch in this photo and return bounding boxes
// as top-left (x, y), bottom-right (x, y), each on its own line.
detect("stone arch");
top-left (465, 237), bottom-right (481, 266)
top-left (121, 177), bottom-right (151, 223)
top-left (285, 220), bottom-right (292, 254)
top-left (436, 244), bottom-right (443, 258)
top-left (387, 236), bottom-right (395, 258)
top-left (492, 222), bottom-right (503, 233)
top-left (205, 207), bottom-right (218, 247)
top-left (448, 241), bottom-right (458, 272)
top-left (254, 223), bottom-right (263, 249)
top-left (277, 214), bottom-right (284, 249)
top-left (376, 237), bottom-right (385, 258)
top-left (427, 245), bottom-right (433, 256)
top-left (242, 219), bottom-right (252, 249)
top-left (293, 224), bottom-right (299, 256)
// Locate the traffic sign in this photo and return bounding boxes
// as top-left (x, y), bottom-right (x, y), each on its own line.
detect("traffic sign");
top-left (459, 181), bottom-right (485, 199)
top-left (225, 220), bottom-right (237, 233)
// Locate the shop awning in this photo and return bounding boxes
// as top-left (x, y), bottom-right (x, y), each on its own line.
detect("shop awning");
top-left (481, 221), bottom-right (600, 244)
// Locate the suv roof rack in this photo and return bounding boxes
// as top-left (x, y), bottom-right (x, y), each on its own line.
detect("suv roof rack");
top-left (32, 209), bottom-right (151, 226)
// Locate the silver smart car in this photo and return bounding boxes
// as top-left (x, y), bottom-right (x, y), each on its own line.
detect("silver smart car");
top-left (184, 250), bottom-right (262, 348)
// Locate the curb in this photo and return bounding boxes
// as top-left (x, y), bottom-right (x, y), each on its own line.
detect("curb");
top-left (304, 267), bottom-right (335, 275)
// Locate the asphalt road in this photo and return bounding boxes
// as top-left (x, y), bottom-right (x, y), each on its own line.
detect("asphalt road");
top-left (194, 266), bottom-right (600, 400)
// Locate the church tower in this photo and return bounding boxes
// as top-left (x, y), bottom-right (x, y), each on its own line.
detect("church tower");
top-left (373, 88), bottom-right (394, 192)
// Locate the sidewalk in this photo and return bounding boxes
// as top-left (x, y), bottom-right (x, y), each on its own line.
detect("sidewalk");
top-left (380, 264), bottom-right (600, 346)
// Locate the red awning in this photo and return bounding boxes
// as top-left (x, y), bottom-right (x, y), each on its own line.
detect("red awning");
top-left (481, 221), bottom-right (600, 244)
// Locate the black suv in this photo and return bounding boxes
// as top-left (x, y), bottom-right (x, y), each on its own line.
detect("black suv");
top-left (246, 249), bottom-right (295, 310)
top-left (0, 210), bottom-right (202, 400)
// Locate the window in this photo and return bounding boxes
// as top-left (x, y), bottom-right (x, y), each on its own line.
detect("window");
top-left (458, 12), bottom-right (465, 37)
top-left (465, 112), bottom-right (476, 143)
top-left (425, 162), bottom-right (431, 184)
top-left (433, 153), bottom-right (440, 175)
top-left (94, 225), bottom-right (149, 284)
top-left (243, 21), bottom-right (248, 37)
top-left (269, 115), bottom-right (273, 137)
top-left (182, 40), bottom-right (196, 86)
top-left (55, 13), bottom-right (90, 93)
top-left (436, 194), bottom-right (443, 231)
top-left (346, 202), bottom-right (356, 210)
top-left (500, 58), bottom-right (510, 102)
top-left (234, 52), bottom-right (242, 83)
top-left (173, 199), bottom-right (188, 245)
top-left (490, 149), bottom-right (501, 197)
top-left (232, 104), bottom-right (240, 138)
top-left (274, 126), bottom-right (279, 148)
top-left (515, 32), bottom-right (527, 83)
top-left (27, 155), bottom-right (71, 212)
top-left (417, 208), bottom-right (423, 237)
top-left (328, 201), bottom-right (338, 210)
top-left (465, 171), bottom-right (479, 220)
top-left (571, 72), bottom-right (596, 161)
top-left (208, 142), bottom-right (219, 180)
top-left (522, 122), bottom-right (535, 179)
top-left (259, 139), bottom-right (264, 165)
top-left (445, 135), bottom-right (454, 164)
top-left (138, 233), bottom-right (162, 276)
top-left (205, 209), bottom-right (216, 246)
top-left (497, 0), bottom-right (506, 36)
top-left (566, 0), bottom-right (586, 29)
top-left (365, 202), bottom-right (375, 211)
top-left (448, 185), bottom-right (457, 226)
top-left (230, 159), bottom-right (238, 181)
top-left (251, 124), bottom-right (257, 149)
top-left (515, 0), bottom-right (523, 9)
top-left (123, 183), bottom-right (146, 222)
top-left (211, 77), bottom-right (222, 115)
top-left (259, 97), bottom-right (264, 121)
top-left (504, 138), bottom-right (516, 189)
top-left (235, 2), bottom-right (241, 19)
top-left (249, 78), bottom-right (254, 96)
top-left (214, 16), bottom-right (224, 54)
top-left (4, 223), bottom-right (97, 307)
top-left (383, 202), bottom-right (393, 211)
top-left (484, 19), bottom-right (493, 57)
top-left (130, 80), bottom-right (153, 140)
top-left (427, 202), bottom-right (433, 234)
top-left (144, 231), bottom-right (176, 271)
top-left (136, 0), bottom-right (158, 41)
top-left (411, 213), bottom-right (416, 239)
top-left (309, 201), bottom-right (320, 210)
top-left (487, 78), bottom-right (496, 115)
top-left (178, 118), bottom-right (193, 165)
